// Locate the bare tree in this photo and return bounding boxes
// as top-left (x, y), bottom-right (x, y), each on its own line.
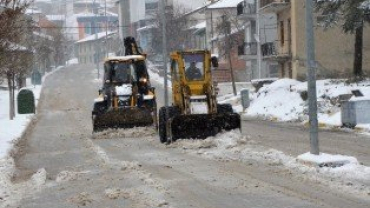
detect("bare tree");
top-left (151, 3), bottom-right (191, 53)
top-left (214, 9), bottom-right (245, 96)
top-left (0, 0), bottom-right (32, 120)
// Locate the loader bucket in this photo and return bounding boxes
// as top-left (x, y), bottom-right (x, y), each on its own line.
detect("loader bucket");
top-left (93, 107), bottom-right (154, 132)
top-left (169, 113), bottom-right (240, 140)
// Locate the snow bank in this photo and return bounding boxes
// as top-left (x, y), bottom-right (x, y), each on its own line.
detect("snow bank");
top-left (0, 68), bottom-right (65, 207)
top-left (0, 86), bottom-right (42, 159)
top-left (247, 79), bottom-right (304, 121)
top-left (218, 79), bottom-right (370, 132)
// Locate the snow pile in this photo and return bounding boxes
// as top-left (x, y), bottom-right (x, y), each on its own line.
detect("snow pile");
top-left (247, 79), bottom-right (304, 121)
top-left (0, 166), bottom-right (48, 208)
top-left (92, 127), bottom-right (157, 140)
top-left (218, 79), bottom-right (370, 131)
top-left (175, 130), bottom-right (370, 196)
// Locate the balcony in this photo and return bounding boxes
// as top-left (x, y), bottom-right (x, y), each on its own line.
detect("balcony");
top-left (238, 42), bottom-right (258, 59)
top-left (262, 41), bottom-right (291, 61)
top-left (260, 0), bottom-right (290, 14)
top-left (237, 1), bottom-right (257, 20)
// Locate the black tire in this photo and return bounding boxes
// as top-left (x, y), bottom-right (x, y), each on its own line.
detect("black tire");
top-left (217, 103), bottom-right (233, 114)
top-left (158, 107), bottom-right (167, 143)
top-left (93, 101), bottom-right (107, 115)
top-left (158, 106), bottom-right (180, 143)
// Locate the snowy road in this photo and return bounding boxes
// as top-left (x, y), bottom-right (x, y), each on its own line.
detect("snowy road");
top-left (241, 118), bottom-right (370, 166)
top-left (4, 64), bottom-right (369, 208)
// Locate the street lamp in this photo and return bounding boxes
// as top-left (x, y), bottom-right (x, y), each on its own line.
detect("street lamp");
top-left (256, 0), bottom-right (261, 79)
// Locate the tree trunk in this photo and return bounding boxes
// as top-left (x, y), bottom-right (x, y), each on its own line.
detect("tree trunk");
top-left (12, 72), bottom-right (15, 118)
top-left (7, 72), bottom-right (14, 120)
top-left (353, 25), bottom-right (363, 80)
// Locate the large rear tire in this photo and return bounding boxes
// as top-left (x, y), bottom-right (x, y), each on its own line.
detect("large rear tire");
top-left (158, 106), bottom-right (181, 143)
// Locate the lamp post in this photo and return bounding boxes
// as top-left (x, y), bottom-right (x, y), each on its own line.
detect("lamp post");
top-left (160, 0), bottom-right (169, 107)
top-left (256, 0), bottom-right (262, 79)
top-left (305, 0), bottom-right (320, 155)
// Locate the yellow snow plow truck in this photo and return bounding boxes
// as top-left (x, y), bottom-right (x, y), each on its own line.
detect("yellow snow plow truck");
top-left (92, 37), bottom-right (157, 132)
top-left (158, 50), bottom-right (240, 143)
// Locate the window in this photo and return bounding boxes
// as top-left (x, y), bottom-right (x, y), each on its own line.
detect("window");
top-left (145, 2), bottom-right (158, 10)
top-left (183, 54), bottom-right (205, 81)
top-left (280, 21), bottom-right (284, 45)
top-left (85, 22), bottom-right (92, 35)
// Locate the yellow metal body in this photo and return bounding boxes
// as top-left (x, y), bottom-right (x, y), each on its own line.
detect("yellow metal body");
top-left (170, 50), bottom-right (217, 114)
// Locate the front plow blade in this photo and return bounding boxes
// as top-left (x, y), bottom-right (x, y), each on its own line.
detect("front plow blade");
top-left (169, 113), bottom-right (240, 140)
top-left (93, 108), bottom-right (154, 132)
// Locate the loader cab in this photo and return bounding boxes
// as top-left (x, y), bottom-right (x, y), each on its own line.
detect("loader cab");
top-left (103, 56), bottom-right (149, 87)
top-left (183, 54), bottom-right (205, 81)
top-left (104, 61), bottom-right (136, 86)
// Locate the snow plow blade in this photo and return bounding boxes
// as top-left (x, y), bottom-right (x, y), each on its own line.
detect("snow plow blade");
top-left (92, 108), bottom-right (154, 132)
top-left (169, 113), bottom-right (240, 140)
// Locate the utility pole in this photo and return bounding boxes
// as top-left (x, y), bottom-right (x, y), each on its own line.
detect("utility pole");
top-left (305, 0), bottom-right (319, 155)
top-left (222, 15), bottom-right (237, 96)
top-left (105, 0), bottom-right (108, 57)
top-left (93, 0), bottom-right (99, 79)
top-left (160, 0), bottom-right (169, 107)
top-left (256, 0), bottom-right (262, 79)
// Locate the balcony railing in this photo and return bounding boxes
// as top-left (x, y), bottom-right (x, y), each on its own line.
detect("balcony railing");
top-left (260, 0), bottom-right (291, 13)
top-left (261, 42), bottom-right (277, 56)
top-left (237, 1), bottom-right (257, 16)
top-left (262, 41), bottom-right (291, 60)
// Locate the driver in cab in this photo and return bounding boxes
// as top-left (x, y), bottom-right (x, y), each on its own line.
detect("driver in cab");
top-left (185, 61), bottom-right (202, 80)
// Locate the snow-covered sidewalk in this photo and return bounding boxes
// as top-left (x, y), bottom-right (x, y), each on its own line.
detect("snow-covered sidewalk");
top-left (218, 78), bottom-right (370, 133)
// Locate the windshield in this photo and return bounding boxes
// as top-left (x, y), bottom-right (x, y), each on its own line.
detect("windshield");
top-left (105, 61), bottom-right (136, 83)
top-left (183, 54), bottom-right (205, 81)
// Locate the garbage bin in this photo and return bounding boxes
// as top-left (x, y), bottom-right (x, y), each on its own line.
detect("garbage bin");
top-left (241, 89), bottom-right (250, 110)
top-left (17, 89), bottom-right (35, 114)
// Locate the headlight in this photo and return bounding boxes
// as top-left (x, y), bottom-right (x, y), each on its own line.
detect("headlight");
top-left (139, 77), bottom-right (147, 83)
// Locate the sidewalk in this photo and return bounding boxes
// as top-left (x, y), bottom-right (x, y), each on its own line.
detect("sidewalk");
top-left (240, 116), bottom-right (370, 166)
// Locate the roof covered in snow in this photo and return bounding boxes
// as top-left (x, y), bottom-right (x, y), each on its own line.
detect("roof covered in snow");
top-left (76, 31), bottom-right (116, 43)
top-left (189, 21), bottom-right (206, 30)
top-left (46, 15), bottom-right (65, 21)
top-left (208, 0), bottom-right (244, 9)
top-left (105, 55), bottom-right (146, 62)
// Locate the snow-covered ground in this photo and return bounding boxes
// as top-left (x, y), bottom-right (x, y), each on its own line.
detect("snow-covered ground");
top-left (0, 84), bottom-right (41, 159)
top-left (0, 65), bottom-right (68, 160)
top-left (218, 78), bottom-right (370, 133)
top-left (1, 62), bottom-right (370, 203)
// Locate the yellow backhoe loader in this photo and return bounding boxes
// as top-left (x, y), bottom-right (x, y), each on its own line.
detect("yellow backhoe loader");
top-left (158, 50), bottom-right (240, 143)
top-left (92, 37), bottom-right (157, 132)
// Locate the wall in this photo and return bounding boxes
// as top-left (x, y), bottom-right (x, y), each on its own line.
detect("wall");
top-left (291, 0), bottom-right (370, 80)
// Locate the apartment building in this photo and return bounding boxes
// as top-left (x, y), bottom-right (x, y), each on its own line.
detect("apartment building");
top-left (237, 0), bottom-right (278, 80)
top-left (260, 0), bottom-right (370, 79)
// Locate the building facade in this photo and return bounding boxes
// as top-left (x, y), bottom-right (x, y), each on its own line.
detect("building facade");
top-left (237, 0), bottom-right (278, 81)
top-left (260, 0), bottom-right (370, 80)
top-left (76, 32), bottom-right (117, 64)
